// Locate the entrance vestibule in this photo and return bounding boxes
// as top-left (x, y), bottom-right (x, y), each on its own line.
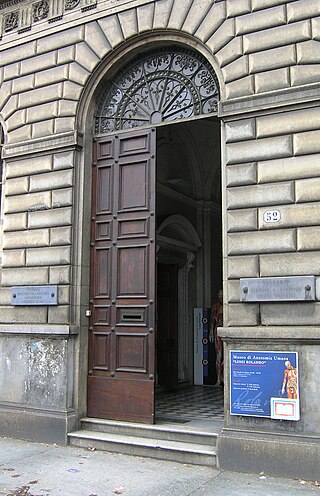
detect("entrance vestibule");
top-left (155, 118), bottom-right (223, 421)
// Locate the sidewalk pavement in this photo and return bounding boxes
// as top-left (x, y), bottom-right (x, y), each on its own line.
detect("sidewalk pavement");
top-left (0, 436), bottom-right (319, 496)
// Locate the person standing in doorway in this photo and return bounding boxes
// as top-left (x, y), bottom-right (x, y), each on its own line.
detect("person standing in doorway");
top-left (210, 290), bottom-right (224, 387)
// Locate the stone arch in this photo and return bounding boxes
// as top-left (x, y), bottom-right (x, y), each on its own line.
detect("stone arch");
top-left (157, 214), bottom-right (202, 251)
top-left (77, 31), bottom-right (224, 133)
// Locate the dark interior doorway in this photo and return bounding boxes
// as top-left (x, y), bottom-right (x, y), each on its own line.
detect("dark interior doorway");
top-left (155, 116), bottom-right (223, 418)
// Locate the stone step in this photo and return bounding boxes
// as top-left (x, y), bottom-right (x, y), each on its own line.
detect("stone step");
top-left (80, 417), bottom-right (221, 446)
top-left (68, 429), bottom-right (217, 466)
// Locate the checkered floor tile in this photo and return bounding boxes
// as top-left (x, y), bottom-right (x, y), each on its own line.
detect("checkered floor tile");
top-left (155, 385), bottom-right (224, 422)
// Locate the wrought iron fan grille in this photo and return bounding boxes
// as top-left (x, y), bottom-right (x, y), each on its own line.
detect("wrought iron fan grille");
top-left (95, 47), bottom-right (219, 134)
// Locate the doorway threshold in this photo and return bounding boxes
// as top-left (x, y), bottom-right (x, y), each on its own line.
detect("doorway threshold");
top-left (155, 385), bottom-right (224, 424)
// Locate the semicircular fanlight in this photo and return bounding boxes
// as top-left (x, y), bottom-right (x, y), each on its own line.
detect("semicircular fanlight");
top-left (95, 47), bottom-right (219, 134)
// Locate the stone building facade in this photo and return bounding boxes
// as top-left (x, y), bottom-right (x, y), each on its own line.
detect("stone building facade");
top-left (0, 0), bottom-right (320, 480)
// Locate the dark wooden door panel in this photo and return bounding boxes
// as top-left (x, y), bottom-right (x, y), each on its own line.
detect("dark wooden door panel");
top-left (88, 128), bottom-right (156, 423)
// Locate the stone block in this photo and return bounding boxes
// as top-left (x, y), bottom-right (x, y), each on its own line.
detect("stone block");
top-left (2, 249), bottom-right (25, 267)
top-left (4, 192), bottom-right (51, 214)
top-left (57, 46), bottom-right (75, 65)
top-left (225, 119), bottom-right (255, 143)
top-left (226, 163), bottom-right (257, 187)
top-left (21, 52), bottom-right (56, 77)
top-left (226, 136), bottom-right (292, 165)
top-left (5, 177), bottom-right (29, 196)
top-left (0, 288), bottom-right (13, 305)
top-left (290, 64), bottom-right (320, 86)
top-left (297, 226), bottom-right (320, 251)
top-left (30, 170), bottom-right (73, 193)
top-left (58, 100), bottom-right (78, 118)
top-left (75, 42), bottom-right (100, 73)
top-left (195, 2), bottom-right (226, 43)
top-left (3, 213), bottom-right (27, 232)
top-left (137, 2), bottom-right (155, 32)
top-left (53, 151), bottom-right (74, 170)
top-left (252, 0), bottom-right (294, 10)
top-left (287, 0), bottom-right (320, 22)
top-left (26, 102), bottom-right (58, 124)
top-left (48, 305), bottom-right (70, 324)
top-left (12, 74), bottom-right (34, 94)
top-left (296, 178), bottom-right (320, 203)
top-left (0, 307), bottom-right (47, 324)
top-left (28, 207), bottom-right (73, 229)
top-left (216, 37), bottom-right (243, 68)
top-left (57, 285), bottom-right (70, 305)
top-left (98, 15), bottom-right (124, 48)
top-left (117, 6), bottom-right (139, 37)
top-left (26, 246), bottom-right (71, 266)
top-left (207, 18), bottom-right (235, 54)
top-left (226, 303), bottom-right (259, 326)
top-left (255, 68), bottom-right (290, 93)
top-left (84, 21), bottom-right (111, 59)
top-left (19, 84), bottom-right (63, 109)
top-left (228, 182), bottom-right (294, 210)
top-left (227, 208), bottom-right (257, 232)
top-left (236, 5), bottom-right (286, 35)
top-left (3, 62), bottom-right (20, 81)
top-left (225, 76), bottom-right (255, 99)
top-left (297, 40), bottom-right (320, 64)
top-left (1, 267), bottom-right (49, 286)
top-left (256, 107), bottom-right (320, 138)
top-left (54, 117), bottom-right (75, 134)
top-left (52, 189), bottom-right (73, 208)
top-left (0, 81), bottom-right (12, 113)
top-left (311, 16), bottom-right (320, 40)
top-left (0, 41), bottom-right (36, 66)
top-left (244, 20), bottom-right (310, 54)
top-left (258, 154), bottom-right (320, 183)
top-left (50, 226), bottom-right (72, 246)
top-left (69, 62), bottom-right (90, 86)
top-left (36, 25), bottom-right (84, 53)
top-left (228, 229), bottom-right (296, 255)
top-left (259, 203), bottom-right (320, 230)
top-left (249, 45), bottom-right (296, 74)
top-left (260, 252), bottom-right (320, 276)
top-left (3, 229), bottom-right (49, 249)
top-left (63, 81), bottom-right (83, 101)
top-left (226, 0), bottom-right (251, 17)
top-left (261, 302), bottom-right (320, 326)
top-left (35, 66), bottom-right (68, 88)
top-left (49, 266), bottom-right (71, 284)
top-left (182, 0), bottom-right (213, 35)
top-left (6, 155), bottom-right (52, 179)
top-left (6, 110), bottom-right (27, 133)
top-left (7, 125), bottom-right (32, 145)
top-left (222, 56), bottom-right (249, 83)
top-left (1, 95), bottom-right (19, 120)
top-left (227, 279), bottom-right (240, 302)
top-left (294, 130), bottom-right (320, 156)
top-left (32, 120), bottom-right (55, 139)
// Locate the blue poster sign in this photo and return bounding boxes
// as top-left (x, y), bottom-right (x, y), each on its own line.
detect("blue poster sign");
top-left (230, 351), bottom-right (299, 420)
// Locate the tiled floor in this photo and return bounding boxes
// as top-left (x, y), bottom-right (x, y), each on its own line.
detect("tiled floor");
top-left (155, 385), bottom-right (224, 422)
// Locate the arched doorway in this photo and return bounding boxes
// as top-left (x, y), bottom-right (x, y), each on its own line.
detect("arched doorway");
top-left (87, 46), bottom-right (221, 423)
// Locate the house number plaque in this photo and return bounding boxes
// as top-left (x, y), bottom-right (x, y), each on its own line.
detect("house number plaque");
top-left (11, 286), bottom-right (58, 305)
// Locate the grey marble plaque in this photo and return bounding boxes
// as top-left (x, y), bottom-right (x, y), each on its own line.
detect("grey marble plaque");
top-left (11, 286), bottom-right (58, 305)
top-left (240, 276), bottom-right (315, 302)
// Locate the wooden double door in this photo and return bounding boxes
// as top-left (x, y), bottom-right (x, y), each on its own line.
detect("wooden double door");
top-left (87, 128), bottom-right (157, 423)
